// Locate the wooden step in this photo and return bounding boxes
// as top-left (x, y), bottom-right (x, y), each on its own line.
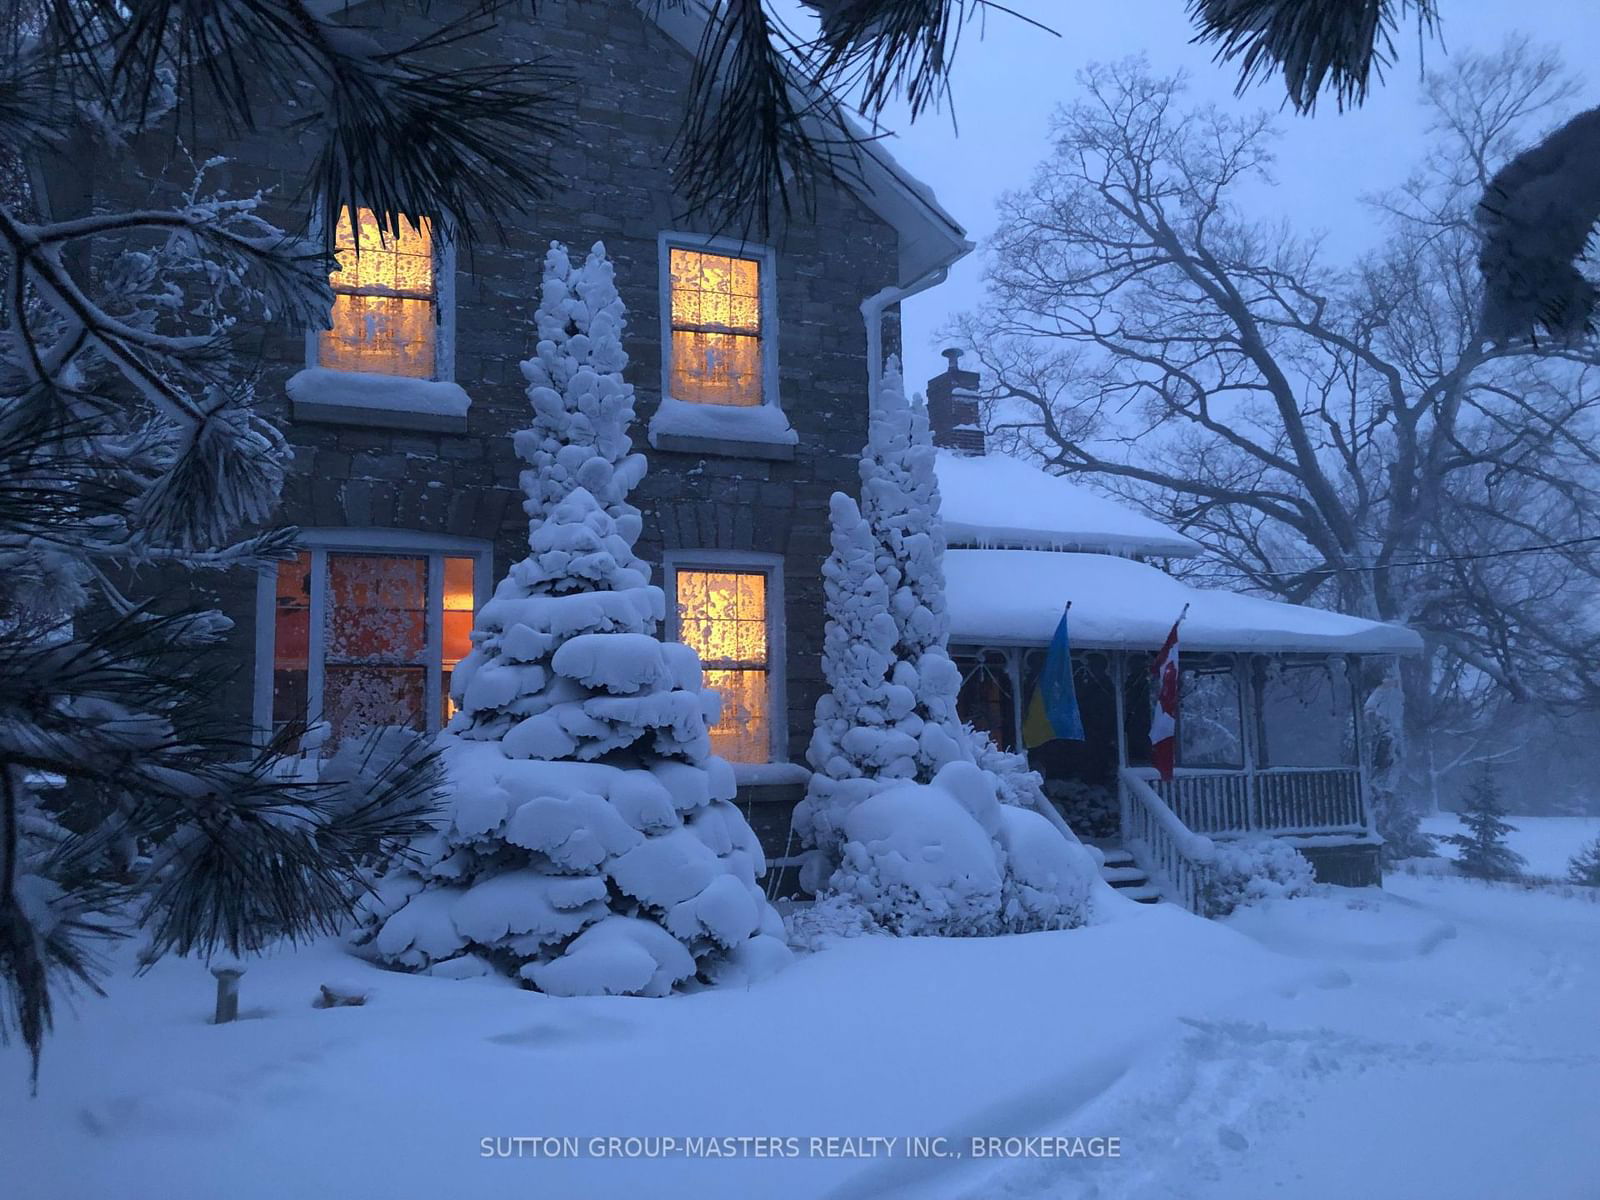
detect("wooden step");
top-left (1115, 885), bottom-right (1163, 904)
top-left (1098, 849), bottom-right (1136, 868)
top-left (1101, 866), bottom-right (1147, 884)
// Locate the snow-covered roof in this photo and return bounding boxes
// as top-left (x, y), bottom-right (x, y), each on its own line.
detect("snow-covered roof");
top-left (945, 549), bottom-right (1422, 655)
top-left (638, 1), bottom-right (973, 286)
top-left (936, 451), bottom-right (1204, 558)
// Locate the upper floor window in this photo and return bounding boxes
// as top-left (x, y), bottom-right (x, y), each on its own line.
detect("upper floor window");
top-left (318, 207), bottom-right (438, 379)
top-left (672, 564), bottom-right (778, 762)
top-left (666, 246), bottom-right (766, 407)
top-left (265, 540), bottom-right (484, 750)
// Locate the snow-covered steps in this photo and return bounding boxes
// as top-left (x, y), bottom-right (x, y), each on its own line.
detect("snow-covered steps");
top-left (1099, 847), bottom-right (1162, 904)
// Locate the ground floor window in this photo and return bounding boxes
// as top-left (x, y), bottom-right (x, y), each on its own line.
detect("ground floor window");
top-left (262, 538), bottom-right (487, 749)
top-left (668, 558), bottom-right (782, 764)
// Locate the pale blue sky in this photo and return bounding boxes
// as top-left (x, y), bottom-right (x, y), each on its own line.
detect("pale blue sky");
top-left (876, 0), bottom-right (1600, 391)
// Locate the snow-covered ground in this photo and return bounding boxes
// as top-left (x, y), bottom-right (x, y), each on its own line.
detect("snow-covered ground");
top-left (6, 878), bottom-right (1599, 1200)
top-left (1421, 813), bottom-right (1600, 879)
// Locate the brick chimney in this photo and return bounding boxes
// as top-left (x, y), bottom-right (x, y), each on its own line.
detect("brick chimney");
top-left (925, 348), bottom-right (985, 455)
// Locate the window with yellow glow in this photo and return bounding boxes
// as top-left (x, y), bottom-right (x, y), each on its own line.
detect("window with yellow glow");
top-left (269, 548), bottom-right (479, 749)
top-left (668, 248), bottom-right (763, 407)
top-left (319, 207), bottom-right (438, 379)
top-left (441, 556), bottom-right (476, 723)
top-left (675, 569), bottom-right (771, 762)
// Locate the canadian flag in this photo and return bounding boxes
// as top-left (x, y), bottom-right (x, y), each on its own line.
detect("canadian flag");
top-left (1149, 612), bottom-right (1184, 782)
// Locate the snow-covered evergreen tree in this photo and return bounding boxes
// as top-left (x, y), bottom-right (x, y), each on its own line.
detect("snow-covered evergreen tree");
top-left (515, 243), bottom-right (648, 543)
top-left (0, 0), bottom-right (574, 1077)
top-left (794, 359), bottom-right (1092, 930)
top-left (1445, 767), bottom-right (1526, 880)
top-left (365, 243), bottom-right (790, 995)
top-left (1569, 835), bottom-right (1600, 887)
top-left (855, 358), bottom-right (968, 774)
top-left (793, 493), bottom-right (900, 872)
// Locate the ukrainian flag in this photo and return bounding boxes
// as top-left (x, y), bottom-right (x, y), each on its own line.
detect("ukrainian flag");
top-left (1022, 606), bottom-right (1085, 748)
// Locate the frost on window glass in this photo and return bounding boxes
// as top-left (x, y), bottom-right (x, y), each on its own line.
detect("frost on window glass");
top-left (668, 248), bottom-right (762, 407)
top-left (318, 206), bottom-right (437, 379)
top-left (676, 569), bottom-right (769, 762)
top-left (273, 550), bottom-right (312, 731)
top-left (1178, 655), bottom-right (1244, 767)
top-left (441, 555), bottom-right (476, 722)
top-left (323, 553), bottom-right (428, 743)
top-left (1257, 658), bottom-right (1356, 767)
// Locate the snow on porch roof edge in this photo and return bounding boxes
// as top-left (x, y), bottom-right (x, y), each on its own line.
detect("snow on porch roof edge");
top-left (946, 549), bottom-right (1423, 656)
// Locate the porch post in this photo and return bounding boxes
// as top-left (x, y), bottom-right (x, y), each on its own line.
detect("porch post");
top-left (1240, 653), bottom-right (1258, 833)
top-left (1112, 649), bottom-right (1130, 843)
top-left (1007, 647), bottom-right (1026, 754)
top-left (1353, 653), bottom-right (1376, 836)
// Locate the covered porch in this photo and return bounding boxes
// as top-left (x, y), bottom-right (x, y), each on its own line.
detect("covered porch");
top-left (954, 644), bottom-right (1370, 835)
top-left (945, 548), bottom-right (1423, 895)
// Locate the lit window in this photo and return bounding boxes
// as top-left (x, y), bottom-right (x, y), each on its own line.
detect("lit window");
top-left (318, 207), bottom-right (437, 379)
top-left (667, 247), bottom-right (763, 407)
top-left (441, 556), bottom-right (476, 723)
top-left (675, 568), bottom-right (771, 762)
top-left (269, 547), bottom-right (481, 748)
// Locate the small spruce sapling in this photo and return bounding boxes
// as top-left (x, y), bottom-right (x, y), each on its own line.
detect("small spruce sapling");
top-left (1567, 836), bottom-right (1600, 887)
top-left (1444, 767), bottom-right (1526, 880)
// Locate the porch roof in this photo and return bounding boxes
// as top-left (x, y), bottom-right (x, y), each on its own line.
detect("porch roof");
top-left (946, 549), bottom-right (1423, 655)
top-left (936, 451), bottom-right (1203, 558)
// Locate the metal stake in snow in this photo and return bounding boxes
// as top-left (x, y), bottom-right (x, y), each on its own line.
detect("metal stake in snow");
top-left (211, 962), bottom-right (245, 1025)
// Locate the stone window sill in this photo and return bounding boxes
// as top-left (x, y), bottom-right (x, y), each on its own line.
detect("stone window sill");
top-left (648, 397), bottom-right (798, 461)
top-left (287, 367), bottom-right (472, 434)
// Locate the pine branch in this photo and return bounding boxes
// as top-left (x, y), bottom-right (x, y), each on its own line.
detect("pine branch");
top-left (1186, 0), bottom-right (1442, 113)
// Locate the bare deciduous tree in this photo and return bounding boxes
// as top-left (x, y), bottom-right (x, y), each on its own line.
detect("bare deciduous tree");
top-left (953, 45), bottom-right (1600, 821)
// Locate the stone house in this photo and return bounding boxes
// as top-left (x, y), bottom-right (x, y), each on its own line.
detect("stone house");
top-left (33, 0), bottom-right (969, 872)
top-left (36, 0), bottom-right (1421, 906)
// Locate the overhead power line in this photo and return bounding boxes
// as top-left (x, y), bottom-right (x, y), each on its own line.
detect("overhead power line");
top-left (1190, 533), bottom-right (1600, 582)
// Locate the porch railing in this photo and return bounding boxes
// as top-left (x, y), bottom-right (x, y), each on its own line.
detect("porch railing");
top-left (1119, 768), bottom-right (1216, 914)
top-left (1253, 767), bottom-right (1365, 832)
top-left (1143, 766), bottom-right (1364, 836)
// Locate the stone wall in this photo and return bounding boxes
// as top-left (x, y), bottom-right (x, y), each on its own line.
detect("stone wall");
top-left (38, 0), bottom-right (906, 860)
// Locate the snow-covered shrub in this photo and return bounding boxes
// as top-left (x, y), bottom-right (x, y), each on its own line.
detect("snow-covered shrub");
top-left (829, 761), bottom-right (1090, 936)
top-left (361, 243), bottom-right (789, 996)
top-left (783, 892), bottom-right (882, 951)
top-left (968, 729), bottom-right (1050, 812)
top-left (1201, 838), bottom-right (1316, 917)
top-left (1043, 777), bottom-right (1119, 839)
top-left (995, 804), bottom-right (1097, 932)
top-left (1569, 836), bottom-right (1600, 887)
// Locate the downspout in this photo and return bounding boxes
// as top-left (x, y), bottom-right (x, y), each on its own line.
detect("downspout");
top-left (861, 265), bottom-right (950, 407)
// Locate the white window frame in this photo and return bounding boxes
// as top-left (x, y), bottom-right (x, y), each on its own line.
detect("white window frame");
top-left (304, 206), bottom-right (458, 383)
top-left (663, 550), bottom-right (787, 765)
top-left (253, 528), bottom-right (491, 743)
top-left (658, 231), bottom-right (780, 412)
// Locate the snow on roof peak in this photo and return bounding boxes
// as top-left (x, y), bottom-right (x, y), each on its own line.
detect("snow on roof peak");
top-left (935, 450), bottom-right (1203, 558)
